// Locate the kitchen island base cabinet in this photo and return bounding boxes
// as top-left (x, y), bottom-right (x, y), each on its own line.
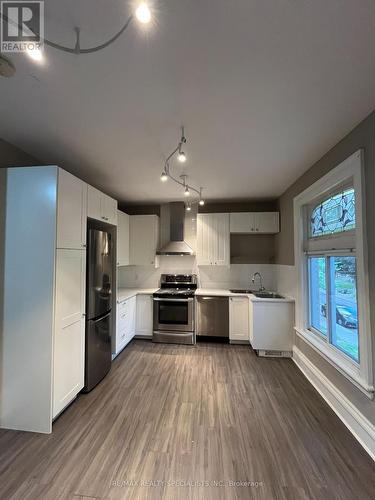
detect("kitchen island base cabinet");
top-left (250, 300), bottom-right (294, 355)
top-left (229, 296), bottom-right (250, 343)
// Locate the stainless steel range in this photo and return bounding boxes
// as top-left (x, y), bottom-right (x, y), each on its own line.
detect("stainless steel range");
top-left (153, 274), bottom-right (197, 345)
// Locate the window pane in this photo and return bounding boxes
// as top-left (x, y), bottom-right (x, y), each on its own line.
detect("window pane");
top-left (310, 188), bottom-right (355, 238)
top-left (309, 257), bottom-right (327, 336)
top-left (330, 256), bottom-right (359, 361)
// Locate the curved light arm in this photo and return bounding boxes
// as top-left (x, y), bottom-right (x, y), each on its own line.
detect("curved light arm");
top-left (0, 13), bottom-right (134, 54)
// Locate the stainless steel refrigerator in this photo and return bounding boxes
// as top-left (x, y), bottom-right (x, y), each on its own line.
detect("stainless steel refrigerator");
top-left (84, 226), bottom-right (113, 392)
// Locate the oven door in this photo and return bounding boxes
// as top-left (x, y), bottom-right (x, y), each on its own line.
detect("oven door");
top-left (153, 297), bottom-right (194, 333)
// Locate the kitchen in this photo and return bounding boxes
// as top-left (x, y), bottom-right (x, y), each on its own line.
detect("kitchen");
top-left (0, 1), bottom-right (375, 499)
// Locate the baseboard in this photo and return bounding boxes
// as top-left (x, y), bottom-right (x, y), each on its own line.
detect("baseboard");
top-left (293, 346), bottom-right (375, 462)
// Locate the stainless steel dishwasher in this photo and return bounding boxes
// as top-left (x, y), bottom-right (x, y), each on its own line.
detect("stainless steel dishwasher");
top-left (196, 296), bottom-right (229, 338)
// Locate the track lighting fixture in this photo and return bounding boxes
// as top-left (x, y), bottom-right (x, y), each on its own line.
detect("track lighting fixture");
top-left (159, 127), bottom-right (206, 206)
top-left (0, 2), bottom-right (152, 65)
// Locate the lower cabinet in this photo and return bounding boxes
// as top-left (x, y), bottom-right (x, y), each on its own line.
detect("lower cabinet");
top-left (53, 249), bottom-right (86, 418)
top-left (116, 296), bottom-right (136, 354)
top-left (135, 294), bottom-right (153, 337)
top-left (229, 296), bottom-right (250, 343)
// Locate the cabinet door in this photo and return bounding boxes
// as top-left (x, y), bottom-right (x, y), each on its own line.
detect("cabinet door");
top-left (102, 194), bottom-right (118, 226)
top-left (213, 213), bottom-right (230, 266)
top-left (129, 215), bottom-right (159, 266)
top-left (197, 214), bottom-right (214, 265)
top-left (87, 186), bottom-right (102, 221)
top-left (117, 211), bottom-right (130, 266)
top-left (125, 296), bottom-right (137, 340)
top-left (256, 212), bottom-right (279, 233)
top-left (229, 296), bottom-right (250, 342)
top-left (136, 294), bottom-right (153, 337)
top-left (230, 213), bottom-right (252, 233)
top-left (57, 169), bottom-right (87, 249)
top-left (53, 249), bottom-right (85, 418)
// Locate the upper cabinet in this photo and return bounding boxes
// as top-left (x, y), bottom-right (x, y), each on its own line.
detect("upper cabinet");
top-left (197, 213), bottom-right (230, 266)
top-left (230, 212), bottom-right (279, 234)
top-left (117, 211), bottom-right (130, 266)
top-left (57, 169), bottom-right (87, 249)
top-left (129, 215), bottom-right (160, 266)
top-left (87, 186), bottom-right (118, 226)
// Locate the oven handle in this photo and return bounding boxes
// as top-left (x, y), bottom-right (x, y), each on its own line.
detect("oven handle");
top-left (153, 297), bottom-right (194, 302)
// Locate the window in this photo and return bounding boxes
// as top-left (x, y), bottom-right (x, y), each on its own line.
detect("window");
top-left (310, 187), bottom-right (355, 237)
top-left (308, 254), bottom-right (359, 361)
top-left (294, 150), bottom-right (373, 396)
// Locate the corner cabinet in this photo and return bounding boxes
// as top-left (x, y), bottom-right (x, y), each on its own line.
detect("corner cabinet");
top-left (197, 213), bottom-right (230, 266)
top-left (88, 185), bottom-right (118, 225)
top-left (129, 215), bottom-right (160, 266)
top-left (1, 166), bottom-right (88, 433)
top-left (229, 296), bottom-right (250, 343)
top-left (230, 212), bottom-right (279, 234)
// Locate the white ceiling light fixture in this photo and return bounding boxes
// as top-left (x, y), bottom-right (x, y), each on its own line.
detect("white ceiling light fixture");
top-left (135, 3), bottom-right (151, 24)
top-left (160, 127), bottom-right (206, 206)
top-left (0, 3), bottom-right (151, 65)
top-left (26, 47), bottom-right (44, 63)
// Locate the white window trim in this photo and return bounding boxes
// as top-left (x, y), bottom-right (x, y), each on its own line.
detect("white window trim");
top-left (294, 149), bottom-right (374, 398)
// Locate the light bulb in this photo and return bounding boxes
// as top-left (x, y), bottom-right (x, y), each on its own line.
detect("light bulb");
top-left (199, 199), bottom-right (205, 206)
top-left (135, 3), bottom-right (151, 24)
top-left (184, 186), bottom-right (190, 196)
top-left (186, 204), bottom-right (191, 211)
top-left (161, 171), bottom-right (168, 182)
top-left (178, 151), bottom-right (186, 163)
top-left (26, 47), bottom-right (43, 62)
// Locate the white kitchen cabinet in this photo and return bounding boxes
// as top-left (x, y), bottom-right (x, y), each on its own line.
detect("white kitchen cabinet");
top-left (115, 296), bottom-right (136, 354)
top-left (230, 212), bottom-right (279, 234)
top-left (117, 211), bottom-right (130, 266)
top-left (229, 296), bottom-right (250, 343)
top-left (1, 166), bottom-right (87, 433)
top-left (197, 213), bottom-right (230, 266)
top-left (129, 215), bottom-right (160, 266)
top-left (53, 249), bottom-right (86, 418)
top-left (88, 185), bottom-right (118, 225)
top-left (56, 169), bottom-right (87, 250)
top-left (249, 300), bottom-right (294, 355)
top-left (135, 294), bottom-right (153, 337)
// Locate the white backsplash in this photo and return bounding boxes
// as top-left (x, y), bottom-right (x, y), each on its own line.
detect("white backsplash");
top-left (118, 256), bottom-right (279, 291)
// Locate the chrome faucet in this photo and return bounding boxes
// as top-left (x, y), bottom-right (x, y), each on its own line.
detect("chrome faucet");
top-left (251, 272), bottom-right (265, 291)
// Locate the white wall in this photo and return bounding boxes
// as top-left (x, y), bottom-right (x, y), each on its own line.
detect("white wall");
top-left (118, 256), bottom-right (278, 291)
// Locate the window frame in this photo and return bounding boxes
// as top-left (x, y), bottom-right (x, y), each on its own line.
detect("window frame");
top-left (294, 150), bottom-right (374, 398)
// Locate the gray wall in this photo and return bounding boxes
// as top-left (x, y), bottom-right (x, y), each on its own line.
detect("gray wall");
top-left (275, 110), bottom-right (375, 424)
top-left (0, 138), bottom-right (39, 168)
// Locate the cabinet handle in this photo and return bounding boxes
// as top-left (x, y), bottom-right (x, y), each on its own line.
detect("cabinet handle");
top-left (256, 228), bottom-right (259, 232)
top-left (82, 244), bottom-right (87, 248)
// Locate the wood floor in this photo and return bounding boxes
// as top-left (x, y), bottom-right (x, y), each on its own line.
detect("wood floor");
top-left (0, 341), bottom-right (374, 500)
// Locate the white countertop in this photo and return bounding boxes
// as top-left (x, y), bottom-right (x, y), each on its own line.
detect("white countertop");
top-left (196, 288), bottom-right (294, 302)
top-left (117, 287), bottom-right (294, 303)
top-left (117, 288), bottom-right (158, 302)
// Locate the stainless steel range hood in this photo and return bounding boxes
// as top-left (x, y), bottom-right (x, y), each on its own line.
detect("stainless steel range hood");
top-left (157, 202), bottom-right (194, 255)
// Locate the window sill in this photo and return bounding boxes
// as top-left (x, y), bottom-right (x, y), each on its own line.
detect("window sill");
top-left (294, 327), bottom-right (374, 399)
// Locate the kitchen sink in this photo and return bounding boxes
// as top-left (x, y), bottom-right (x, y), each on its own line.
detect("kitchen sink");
top-left (229, 289), bottom-right (256, 294)
top-left (253, 291), bottom-right (285, 299)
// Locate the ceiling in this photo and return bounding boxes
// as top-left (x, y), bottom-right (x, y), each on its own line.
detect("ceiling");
top-left (1, 0), bottom-right (375, 204)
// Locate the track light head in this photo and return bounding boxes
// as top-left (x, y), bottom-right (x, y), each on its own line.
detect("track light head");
top-left (184, 186), bottom-right (190, 196)
top-left (178, 151), bottom-right (186, 163)
top-left (199, 199), bottom-right (205, 206)
top-left (161, 171), bottom-right (168, 182)
top-left (135, 3), bottom-right (151, 24)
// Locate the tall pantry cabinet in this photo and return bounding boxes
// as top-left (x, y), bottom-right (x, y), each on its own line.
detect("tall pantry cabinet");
top-left (1, 166), bottom-right (87, 433)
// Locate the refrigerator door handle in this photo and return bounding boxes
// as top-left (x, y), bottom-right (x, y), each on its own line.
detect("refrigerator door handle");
top-left (92, 311), bottom-right (111, 323)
